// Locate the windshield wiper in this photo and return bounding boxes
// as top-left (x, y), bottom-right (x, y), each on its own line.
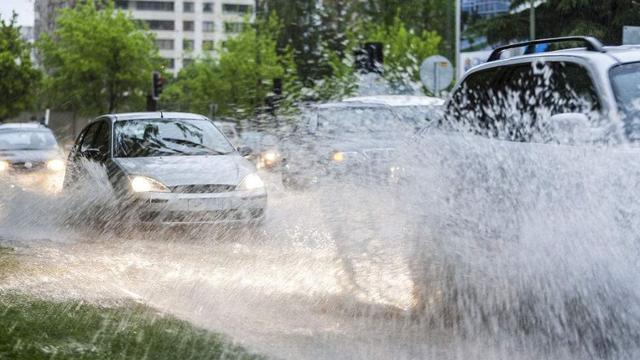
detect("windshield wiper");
top-left (161, 137), bottom-right (227, 155)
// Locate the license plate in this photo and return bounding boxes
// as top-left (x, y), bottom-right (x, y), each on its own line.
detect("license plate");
top-left (188, 198), bottom-right (224, 211)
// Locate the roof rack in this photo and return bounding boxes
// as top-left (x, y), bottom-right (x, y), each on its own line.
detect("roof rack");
top-left (487, 36), bottom-right (605, 62)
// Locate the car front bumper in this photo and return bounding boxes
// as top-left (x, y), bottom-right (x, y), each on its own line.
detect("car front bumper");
top-left (2, 171), bottom-right (65, 194)
top-left (130, 189), bottom-right (267, 225)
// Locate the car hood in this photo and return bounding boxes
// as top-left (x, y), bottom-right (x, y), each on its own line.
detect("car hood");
top-left (114, 155), bottom-right (255, 186)
top-left (0, 149), bottom-right (62, 163)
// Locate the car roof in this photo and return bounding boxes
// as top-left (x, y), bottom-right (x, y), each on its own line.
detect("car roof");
top-left (467, 45), bottom-right (640, 76)
top-left (107, 112), bottom-right (208, 121)
top-left (0, 122), bottom-right (50, 131)
top-left (342, 95), bottom-right (444, 107)
top-left (314, 95), bottom-right (444, 110)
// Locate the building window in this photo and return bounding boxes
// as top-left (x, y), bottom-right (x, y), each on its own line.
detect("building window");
top-left (202, 40), bottom-right (214, 51)
top-left (164, 58), bottom-right (175, 69)
top-left (224, 22), bottom-right (244, 33)
top-left (183, 1), bottom-right (194, 12)
top-left (183, 58), bottom-right (194, 67)
top-left (183, 21), bottom-right (194, 31)
top-left (145, 20), bottom-right (175, 31)
top-left (136, 1), bottom-right (174, 11)
top-left (155, 39), bottom-right (174, 50)
top-left (114, 0), bottom-right (129, 9)
top-left (203, 2), bottom-right (214, 13)
top-left (203, 21), bottom-right (215, 32)
top-left (183, 39), bottom-right (194, 51)
top-left (222, 4), bottom-right (252, 14)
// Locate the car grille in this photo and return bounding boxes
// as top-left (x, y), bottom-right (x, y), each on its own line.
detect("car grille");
top-left (10, 161), bottom-right (46, 173)
top-left (169, 184), bottom-right (236, 194)
top-left (140, 209), bottom-right (264, 223)
top-left (361, 148), bottom-right (394, 180)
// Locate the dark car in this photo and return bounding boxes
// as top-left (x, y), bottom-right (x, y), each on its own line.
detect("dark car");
top-left (280, 96), bottom-right (443, 189)
top-left (0, 123), bottom-right (65, 193)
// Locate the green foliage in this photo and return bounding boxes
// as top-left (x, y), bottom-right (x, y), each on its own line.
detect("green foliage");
top-left (309, 16), bottom-right (441, 98)
top-left (0, 14), bottom-right (41, 121)
top-left (363, 16), bottom-right (442, 93)
top-left (0, 293), bottom-right (263, 359)
top-left (162, 15), bottom-right (300, 119)
top-left (484, 0), bottom-right (640, 45)
top-left (37, 0), bottom-right (163, 116)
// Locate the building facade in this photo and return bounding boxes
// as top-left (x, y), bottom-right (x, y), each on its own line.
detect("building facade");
top-left (34, 0), bottom-right (255, 74)
top-left (462, 0), bottom-right (511, 18)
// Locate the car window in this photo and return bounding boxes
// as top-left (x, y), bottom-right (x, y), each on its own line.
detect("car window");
top-left (79, 122), bottom-right (102, 153)
top-left (0, 130), bottom-right (58, 151)
top-left (115, 118), bottom-right (235, 157)
top-left (94, 121), bottom-right (110, 154)
top-left (447, 61), bottom-right (600, 142)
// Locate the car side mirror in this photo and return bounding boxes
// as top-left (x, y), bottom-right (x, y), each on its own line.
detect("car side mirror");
top-left (238, 146), bottom-right (253, 157)
top-left (549, 113), bottom-right (591, 143)
top-left (82, 148), bottom-right (102, 159)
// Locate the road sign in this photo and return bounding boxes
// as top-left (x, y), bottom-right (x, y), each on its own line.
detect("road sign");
top-left (623, 26), bottom-right (640, 45)
top-left (420, 55), bottom-right (454, 95)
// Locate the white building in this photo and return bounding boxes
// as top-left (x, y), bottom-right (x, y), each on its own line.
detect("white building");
top-left (462, 0), bottom-right (511, 18)
top-left (35, 0), bottom-right (255, 74)
top-left (115, 0), bottom-right (254, 73)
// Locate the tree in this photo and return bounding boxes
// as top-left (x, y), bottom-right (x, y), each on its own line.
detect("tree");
top-left (484, 0), bottom-right (640, 45)
top-left (0, 14), bottom-right (40, 121)
top-left (162, 15), bottom-right (301, 119)
top-left (37, 1), bottom-right (163, 116)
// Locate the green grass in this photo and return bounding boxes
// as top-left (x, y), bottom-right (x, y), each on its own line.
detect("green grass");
top-left (0, 246), bottom-right (19, 277)
top-left (0, 249), bottom-right (264, 360)
top-left (0, 294), bottom-right (264, 360)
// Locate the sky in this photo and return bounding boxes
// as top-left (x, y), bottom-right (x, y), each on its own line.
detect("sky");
top-left (0, 0), bottom-right (35, 27)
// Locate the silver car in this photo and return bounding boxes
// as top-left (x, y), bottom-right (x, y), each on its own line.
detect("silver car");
top-left (0, 123), bottom-right (66, 194)
top-left (64, 112), bottom-right (267, 226)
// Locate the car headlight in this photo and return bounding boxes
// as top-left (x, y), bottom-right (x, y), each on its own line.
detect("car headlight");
top-left (0, 160), bottom-right (9, 172)
top-left (331, 151), bottom-right (346, 162)
top-left (47, 159), bottom-right (66, 172)
top-left (130, 176), bottom-right (170, 193)
top-left (238, 173), bottom-right (265, 191)
top-left (262, 150), bottom-right (279, 163)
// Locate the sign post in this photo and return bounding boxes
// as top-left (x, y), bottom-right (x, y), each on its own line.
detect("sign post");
top-left (420, 55), bottom-right (454, 97)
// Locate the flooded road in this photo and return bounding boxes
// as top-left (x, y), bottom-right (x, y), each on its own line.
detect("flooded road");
top-left (4, 135), bottom-right (640, 359)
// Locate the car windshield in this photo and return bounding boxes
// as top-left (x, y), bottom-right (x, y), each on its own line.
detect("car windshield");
top-left (115, 118), bottom-right (235, 157)
top-left (610, 62), bottom-right (640, 135)
top-left (310, 107), bottom-right (405, 136)
top-left (0, 130), bottom-right (58, 151)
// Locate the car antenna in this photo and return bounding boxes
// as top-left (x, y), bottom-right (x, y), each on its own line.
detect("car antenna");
top-left (160, 111), bottom-right (164, 119)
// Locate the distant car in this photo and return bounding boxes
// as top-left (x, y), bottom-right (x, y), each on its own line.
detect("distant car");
top-left (0, 123), bottom-right (65, 193)
top-left (280, 95), bottom-right (443, 189)
top-left (64, 112), bottom-right (267, 226)
top-left (241, 131), bottom-right (281, 170)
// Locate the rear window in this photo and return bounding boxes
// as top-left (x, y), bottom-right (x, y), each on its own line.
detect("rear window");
top-left (447, 61), bottom-right (600, 141)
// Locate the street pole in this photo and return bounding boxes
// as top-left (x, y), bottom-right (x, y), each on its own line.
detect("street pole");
top-left (455, 0), bottom-right (461, 81)
top-left (530, 0), bottom-right (536, 40)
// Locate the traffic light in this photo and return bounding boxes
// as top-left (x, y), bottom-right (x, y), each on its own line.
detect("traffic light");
top-left (151, 71), bottom-right (164, 100)
top-left (355, 42), bottom-right (384, 75)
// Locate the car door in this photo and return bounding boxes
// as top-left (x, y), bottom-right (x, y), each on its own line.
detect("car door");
top-left (64, 120), bottom-right (111, 187)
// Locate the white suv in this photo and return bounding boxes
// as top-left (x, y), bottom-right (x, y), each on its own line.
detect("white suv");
top-left (445, 36), bottom-right (640, 143)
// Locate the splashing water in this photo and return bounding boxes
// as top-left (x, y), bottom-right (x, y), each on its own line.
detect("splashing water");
top-left (3, 87), bottom-right (640, 358)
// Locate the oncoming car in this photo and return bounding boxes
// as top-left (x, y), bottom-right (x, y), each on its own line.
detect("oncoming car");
top-left (280, 95), bottom-right (443, 188)
top-left (0, 123), bottom-right (65, 193)
top-left (64, 112), bottom-right (267, 226)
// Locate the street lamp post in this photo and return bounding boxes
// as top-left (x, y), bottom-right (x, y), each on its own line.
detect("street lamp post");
top-left (530, 0), bottom-right (536, 40)
top-left (455, 0), bottom-right (461, 81)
